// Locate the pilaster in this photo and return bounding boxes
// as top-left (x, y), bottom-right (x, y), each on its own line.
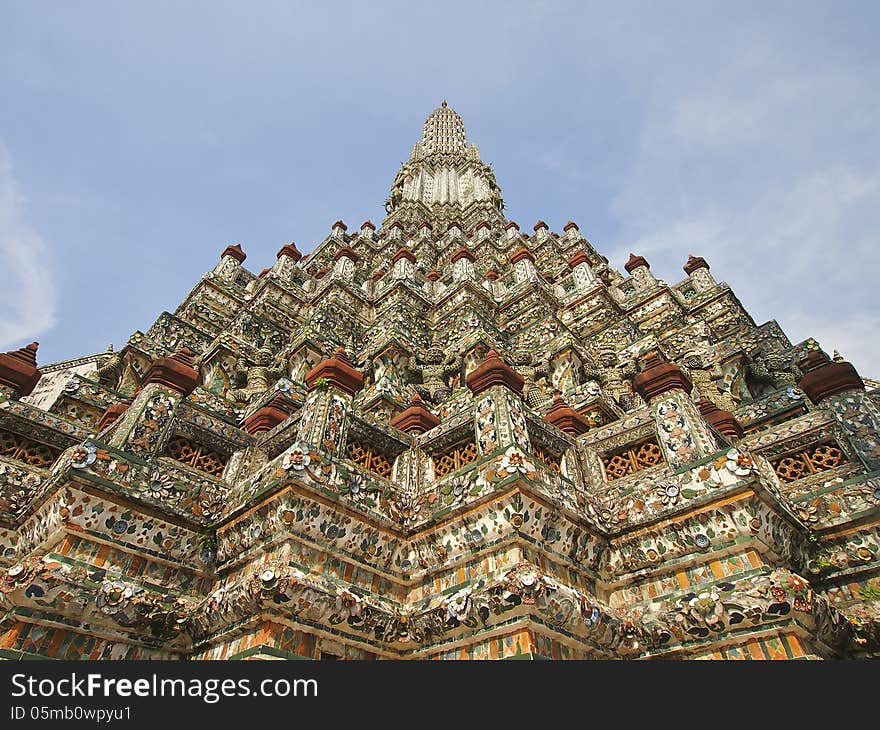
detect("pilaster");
top-left (297, 349), bottom-right (364, 457)
top-left (466, 350), bottom-right (531, 455)
top-left (633, 351), bottom-right (720, 469)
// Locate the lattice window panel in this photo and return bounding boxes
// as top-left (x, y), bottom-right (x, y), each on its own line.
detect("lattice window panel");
top-left (771, 442), bottom-right (846, 483)
top-left (601, 438), bottom-right (663, 481)
top-left (54, 397), bottom-right (104, 429)
top-left (534, 447), bottom-right (561, 474)
top-left (433, 440), bottom-right (479, 479)
top-left (345, 440), bottom-right (394, 480)
top-left (166, 435), bottom-right (228, 478)
top-left (0, 428), bottom-right (61, 469)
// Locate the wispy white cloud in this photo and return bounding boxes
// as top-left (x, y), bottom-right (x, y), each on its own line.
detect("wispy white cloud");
top-left (607, 34), bottom-right (880, 376)
top-left (0, 142), bottom-right (56, 349)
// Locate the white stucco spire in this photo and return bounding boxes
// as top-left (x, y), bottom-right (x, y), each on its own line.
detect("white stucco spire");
top-left (421, 101), bottom-right (468, 156)
top-left (383, 101), bottom-right (505, 229)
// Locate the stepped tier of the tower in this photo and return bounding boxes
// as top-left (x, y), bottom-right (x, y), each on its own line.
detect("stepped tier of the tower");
top-left (1, 105), bottom-right (879, 660)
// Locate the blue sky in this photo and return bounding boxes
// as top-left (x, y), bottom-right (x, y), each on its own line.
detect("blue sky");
top-left (1, 2), bottom-right (878, 375)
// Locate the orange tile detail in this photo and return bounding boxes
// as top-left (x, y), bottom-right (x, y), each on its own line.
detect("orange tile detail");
top-left (785, 634), bottom-right (805, 658)
top-left (0, 622), bottom-right (22, 649)
top-left (675, 571), bottom-right (689, 590)
top-left (747, 640), bottom-right (765, 660)
top-left (94, 544), bottom-right (110, 566)
top-left (746, 549), bottom-right (764, 569)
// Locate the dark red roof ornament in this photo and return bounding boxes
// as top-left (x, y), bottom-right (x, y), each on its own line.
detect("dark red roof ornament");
top-left (334, 246), bottom-right (359, 263)
top-left (798, 350), bottom-right (864, 404)
top-left (305, 348), bottom-right (364, 395)
top-left (390, 392), bottom-right (441, 434)
top-left (277, 243), bottom-right (302, 262)
top-left (625, 253), bottom-right (649, 273)
top-left (683, 255), bottom-right (709, 275)
top-left (697, 397), bottom-right (743, 439)
top-left (142, 347), bottom-right (200, 396)
top-left (632, 350), bottom-right (692, 402)
top-left (509, 247), bottom-right (536, 264)
top-left (242, 393), bottom-right (293, 434)
top-left (392, 247), bottom-right (417, 264)
top-left (221, 244), bottom-right (246, 263)
top-left (0, 342), bottom-right (41, 396)
top-left (465, 349), bottom-right (525, 396)
top-left (96, 399), bottom-right (133, 431)
top-left (543, 393), bottom-right (591, 435)
top-left (451, 247), bottom-right (476, 263)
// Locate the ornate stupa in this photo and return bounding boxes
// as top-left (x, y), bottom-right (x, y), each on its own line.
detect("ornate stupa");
top-left (1, 103), bottom-right (879, 660)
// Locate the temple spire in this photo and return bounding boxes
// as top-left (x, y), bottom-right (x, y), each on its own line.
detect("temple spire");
top-left (421, 100), bottom-right (468, 155)
top-left (382, 102), bottom-right (505, 230)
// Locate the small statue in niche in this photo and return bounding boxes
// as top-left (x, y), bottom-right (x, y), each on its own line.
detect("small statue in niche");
top-left (230, 344), bottom-right (284, 403)
top-left (549, 350), bottom-right (583, 394)
top-left (682, 349), bottom-right (739, 412)
top-left (95, 345), bottom-right (123, 388)
top-left (407, 345), bottom-right (461, 402)
top-left (745, 346), bottom-right (802, 398)
top-left (586, 348), bottom-right (641, 411)
top-left (369, 350), bottom-right (407, 397)
top-left (514, 348), bottom-right (552, 410)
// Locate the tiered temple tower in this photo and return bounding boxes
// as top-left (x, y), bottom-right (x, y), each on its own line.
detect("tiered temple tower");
top-left (1, 103), bottom-right (879, 660)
